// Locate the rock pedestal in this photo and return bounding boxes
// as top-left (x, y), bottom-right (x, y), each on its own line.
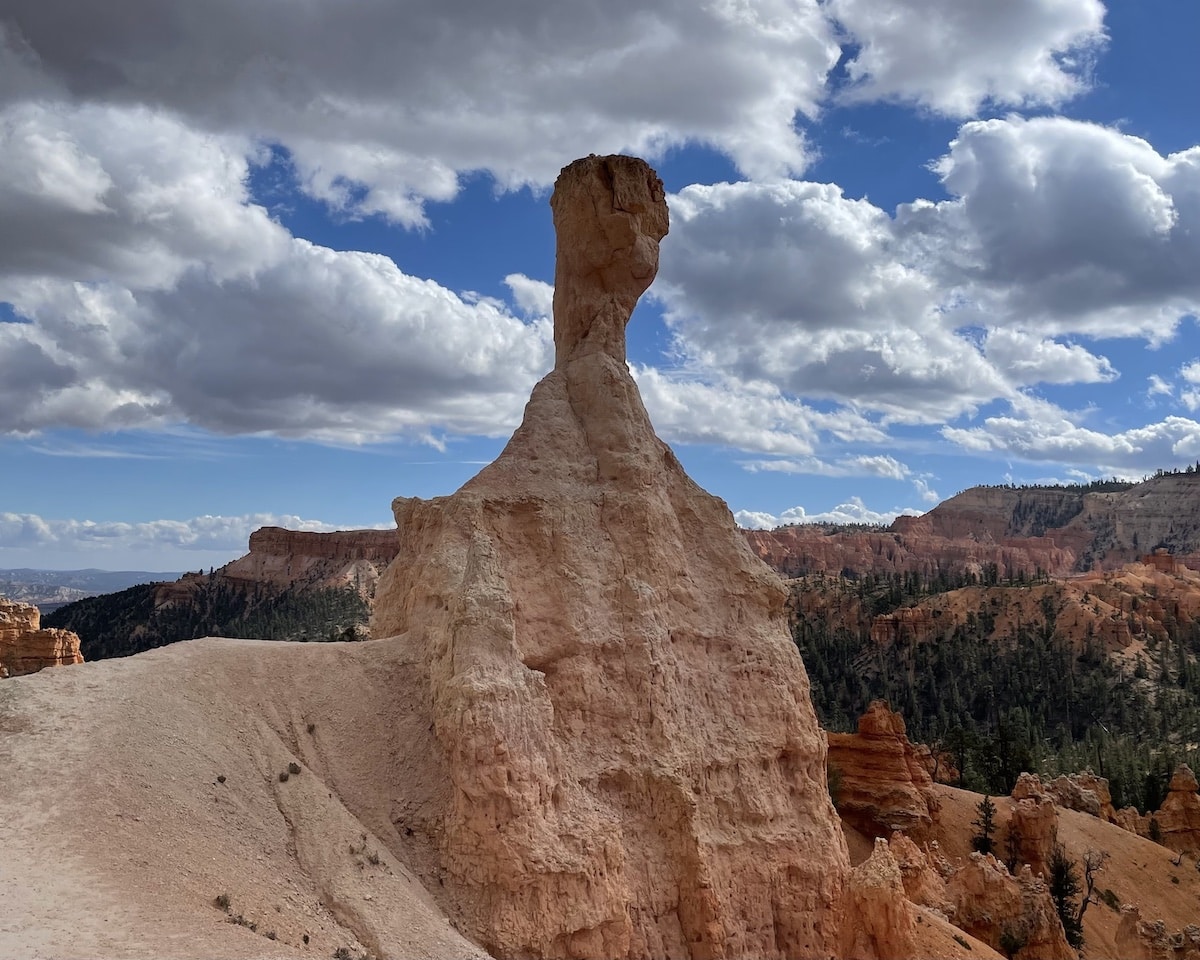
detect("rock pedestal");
top-left (372, 156), bottom-right (849, 959)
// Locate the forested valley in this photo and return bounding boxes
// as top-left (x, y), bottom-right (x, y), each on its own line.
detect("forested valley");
top-left (793, 569), bottom-right (1200, 813)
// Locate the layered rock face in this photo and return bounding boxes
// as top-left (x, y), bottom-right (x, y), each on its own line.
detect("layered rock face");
top-left (827, 701), bottom-right (940, 837)
top-left (744, 523), bottom-right (1074, 581)
top-left (221, 526), bottom-right (398, 597)
top-left (748, 473), bottom-right (1200, 580)
top-left (371, 156), bottom-right (848, 959)
top-left (0, 597), bottom-right (83, 677)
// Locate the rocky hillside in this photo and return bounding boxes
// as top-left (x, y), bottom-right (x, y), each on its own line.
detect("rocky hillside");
top-left (747, 471), bottom-right (1200, 579)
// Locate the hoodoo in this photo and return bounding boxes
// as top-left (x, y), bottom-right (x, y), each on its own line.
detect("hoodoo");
top-left (372, 155), bottom-right (850, 958)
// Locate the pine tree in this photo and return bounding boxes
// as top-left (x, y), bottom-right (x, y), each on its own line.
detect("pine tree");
top-left (1048, 844), bottom-right (1083, 948)
top-left (972, 795), bottom-right (997, 855)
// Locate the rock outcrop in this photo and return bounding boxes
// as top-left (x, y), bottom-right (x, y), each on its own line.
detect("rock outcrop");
top-left (944, 854), bottom-right (1075, 960)
top-left (1007, 774), bottom-right (1058, 877)
top-left (0, 597), bottom-right (83, 677)
top-left (840, 839), bottom-right (917, 960)
top-left (1117, 905), bottom-right (1200, 960)
top-left (887, 833), bottom-right (950, 913)
top-left (747, 472), bottom-right (1200, 581)
top-left (827, 701), bottom-right (940, 837)
top-left (371, 156), bottom-right (850, 959)
top-left (1045, 772), bottom-right (1118, 822)
top-left (1154, 765), bottom-right (1200, 855)
top-left (744, 524), bottom-right (1074, 582)
top-left (1108, 767), bottom-right (1200, 853)
top-left (794, 562), bottom-right (1200, 668)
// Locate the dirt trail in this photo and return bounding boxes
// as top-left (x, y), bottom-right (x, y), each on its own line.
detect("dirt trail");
top-left (0, 637), bottom-right (489, 960)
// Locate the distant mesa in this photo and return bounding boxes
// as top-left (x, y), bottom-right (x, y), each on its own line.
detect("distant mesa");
top-left (747, 473), bottom-right (1200, 580)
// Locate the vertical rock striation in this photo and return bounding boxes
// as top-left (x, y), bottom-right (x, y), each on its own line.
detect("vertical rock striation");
top-left (372, 155), bottom-right (849, 959)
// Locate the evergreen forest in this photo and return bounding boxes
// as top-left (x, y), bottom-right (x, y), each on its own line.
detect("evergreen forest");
top-left (793, 571), bottom-right (1200, 813)
top-left (45, 577), bottom-right (370, 661)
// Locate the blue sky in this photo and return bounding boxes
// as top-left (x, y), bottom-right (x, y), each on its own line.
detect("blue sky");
top-left (2, 0), bottom-right (1200, 570)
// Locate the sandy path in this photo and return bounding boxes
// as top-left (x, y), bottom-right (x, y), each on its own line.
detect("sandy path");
top-left (0, 637), bottom-right (490, 960)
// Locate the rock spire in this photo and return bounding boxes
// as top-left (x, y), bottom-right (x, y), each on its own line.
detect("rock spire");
top-left (371, 155), bottom-right (850, 958)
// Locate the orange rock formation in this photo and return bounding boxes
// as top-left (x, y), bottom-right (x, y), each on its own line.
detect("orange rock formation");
top-left (827, 701), bottom-right (941, 837)
top-left (1008, 774), bottom-right (1059, 877)
top-left (888, 832), bottom-right (951, 913)
top-left (944, 854), bottom-right (1075, 960)
top-left (1154, 765), bottom-right (1200, 856)
top-left (1117, 904), bottom-right (1200, 960)
top-left (1045, 772), bottom-right (1118, 823)
top-left (371, 156), bottom-right (850, 959)
top-left (0, 597), bottom-right (83, 677)
top-left (840, 839), bottom-right (917, 960)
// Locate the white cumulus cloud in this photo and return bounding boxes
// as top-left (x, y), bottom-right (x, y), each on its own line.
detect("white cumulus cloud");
top-left (828, 0), bottom-right (1106, 116)
top-left (734, 496), bottom-right (922, 529)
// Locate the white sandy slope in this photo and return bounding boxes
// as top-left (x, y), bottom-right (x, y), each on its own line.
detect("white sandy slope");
top-left (0, 637), bottom-right (492, 960)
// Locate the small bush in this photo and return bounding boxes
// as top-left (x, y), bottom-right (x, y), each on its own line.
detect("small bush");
top-left (213, 892), bottom-right (231, 913)
top-left (216, 774), bottom-right (226, 784)
top-left (999, 924), bottom-right (1026, 959)
top-left (366, 849), bottom-right (381, 866)
top-left (1171, 875), bottom-right (1180, 884)
top-left (953, 932), bottom-right (972, 950)
top-left (1100, 887), bottom-right (1121, 911)
top-left (279, 771), bottom-right (290, 783)
top-left (307, 722), bottom-right (316, 734)
top-left (288, 761), bottom-right (302, 775)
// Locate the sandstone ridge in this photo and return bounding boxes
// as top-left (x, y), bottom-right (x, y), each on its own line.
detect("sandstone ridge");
top-left (371, 155), bottom-right (850, 959)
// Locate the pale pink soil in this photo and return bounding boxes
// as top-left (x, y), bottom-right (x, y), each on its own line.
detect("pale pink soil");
top-left (0, 637), bottom-right (491, 960)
